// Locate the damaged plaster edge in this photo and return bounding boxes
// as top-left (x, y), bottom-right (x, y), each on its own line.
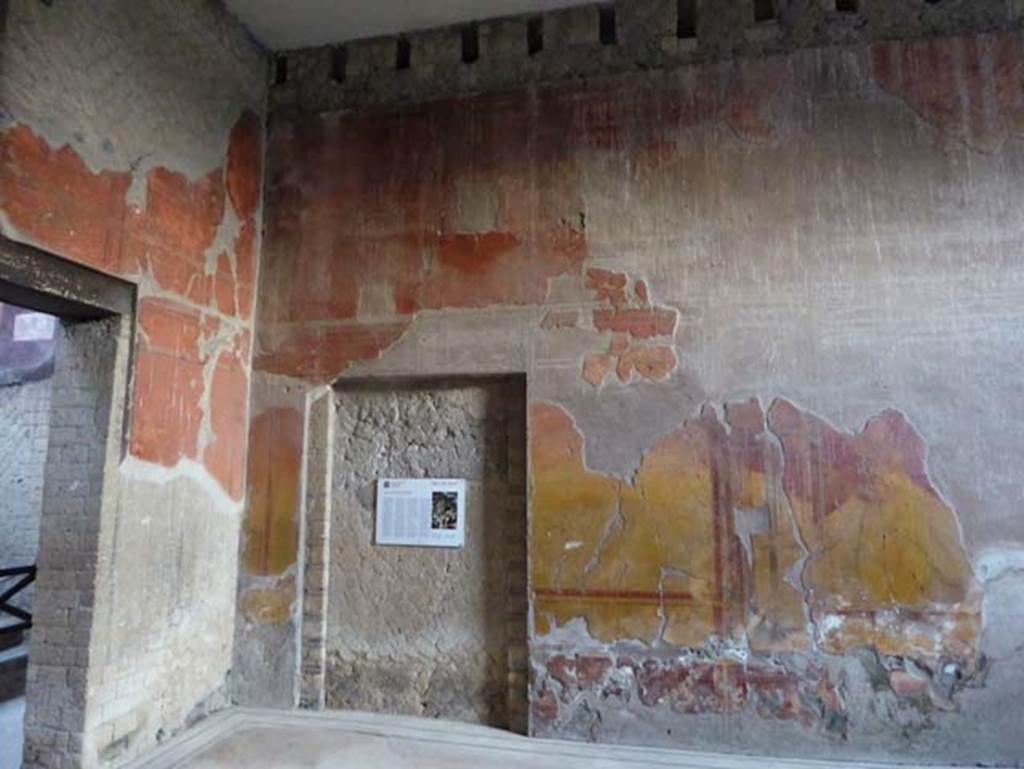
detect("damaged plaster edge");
top-left (973, 546), bottom-right (1024, 583)
top-left (0, 211), bottom-right (52, 263)
top-left (119, 454), bottom-right (243, 515)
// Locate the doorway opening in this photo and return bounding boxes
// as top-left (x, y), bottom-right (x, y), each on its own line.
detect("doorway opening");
top-left (322, 375), bottom-right (528, 733)
top-left (0, 236), bottom-right (134, 769)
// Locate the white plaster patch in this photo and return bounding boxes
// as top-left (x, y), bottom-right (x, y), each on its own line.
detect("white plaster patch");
top-left (974, 547), bottom-right (1024, 583)
top-left (119, 455), bottom-right (242, 516)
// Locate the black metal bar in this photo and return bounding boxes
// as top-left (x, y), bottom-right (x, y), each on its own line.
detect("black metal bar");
top-left (0, 564), bottom-right (37, 634)
top-left (0, 603), bottom-right (30, 623)
top-left (0, 568), bottom-right (36, 605)
top-left (0, 565), bottom-right (36, 577)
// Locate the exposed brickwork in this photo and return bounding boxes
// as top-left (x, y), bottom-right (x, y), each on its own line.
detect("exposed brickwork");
top-left (0, 377), bottom-right (52, 611)
top-left (23, 317), bottom-right (128, 769)
top-left (298, 390), bottom-right (334, 710)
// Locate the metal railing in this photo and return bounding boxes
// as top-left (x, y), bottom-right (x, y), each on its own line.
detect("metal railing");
top-left (0, 565), bottom-right (37, 635)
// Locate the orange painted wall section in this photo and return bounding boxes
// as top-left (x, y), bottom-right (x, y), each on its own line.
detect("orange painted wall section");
top-left (0, 110), bottom-right (263, 501)
top-left (243, 407), bottom-right (303, 577)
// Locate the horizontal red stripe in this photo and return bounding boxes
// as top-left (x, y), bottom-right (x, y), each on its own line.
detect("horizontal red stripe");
top-left (534, 587), bottom-right (696, 602)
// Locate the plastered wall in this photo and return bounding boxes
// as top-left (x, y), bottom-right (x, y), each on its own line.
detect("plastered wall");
top-left (251, 26), bottom-right (1024, 766)
top-left (0, 1), bottom-right (266, 765)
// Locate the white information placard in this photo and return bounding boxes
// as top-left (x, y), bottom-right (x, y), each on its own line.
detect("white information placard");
top-left (375, 478), bottom-right (466, 548)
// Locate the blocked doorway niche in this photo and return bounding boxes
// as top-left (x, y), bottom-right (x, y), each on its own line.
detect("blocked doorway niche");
top-left (320, 376), bottom-right (528, 733)
top-left (0, 236), bottom-right (134, 769)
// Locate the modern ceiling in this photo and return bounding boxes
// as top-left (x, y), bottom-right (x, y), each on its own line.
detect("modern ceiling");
top-left (224, 0), bottom-right (592, 50)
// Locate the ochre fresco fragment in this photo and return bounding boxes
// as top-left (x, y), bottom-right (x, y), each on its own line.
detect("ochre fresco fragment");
top-left (531, 399), bottom-right (979, 662)
top-left (244, 407), bottom-right (303, 576)
top-left (240, 576), bottom-right (296, 625)
top-left (768, 400), bottom-right (980, 660)
top-left (531, 399), bottom-right (806, 649)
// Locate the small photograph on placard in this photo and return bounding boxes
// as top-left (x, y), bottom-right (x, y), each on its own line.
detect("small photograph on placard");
top-left (431, 491), bottom-right (458, 530)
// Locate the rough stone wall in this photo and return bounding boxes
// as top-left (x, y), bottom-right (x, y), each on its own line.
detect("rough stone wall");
top-left (255, 24), bottom-right (1024, 765)
top-left (0, 377), bottom-right (52, 610)
top-left (325, 379), bottom-right (528, 731)
top-left (0, 1), bottom-right (266, 766)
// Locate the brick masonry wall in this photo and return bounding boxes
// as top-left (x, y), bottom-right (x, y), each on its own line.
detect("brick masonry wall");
top-left (23, 317), bottom-right (127, 769)
top-left (0, 377), bottom-right (53, 611)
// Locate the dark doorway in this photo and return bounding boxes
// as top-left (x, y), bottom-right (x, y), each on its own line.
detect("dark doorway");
top-left (0, 236), bottom-right (135, 769)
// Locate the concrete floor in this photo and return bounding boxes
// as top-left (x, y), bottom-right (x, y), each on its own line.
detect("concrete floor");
top-left (0, 697), bottom-right (24, 769)
top-left (126, 709), bottom-right (969, 769)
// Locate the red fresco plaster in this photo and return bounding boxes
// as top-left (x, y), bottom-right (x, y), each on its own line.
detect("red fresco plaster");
top-left (257, 89), bottom-right (589, 380)
top-left (580, 268), bottom-right (678, 386)
top-left (871, 32), bottom-right (1024, 151)
top-left (255, 67), bottom-right (789, 380)
top-left (592, 306), bottom-right (677, 339)
top-left (0, 113), bottom-right (262, 500)
top-left (131, 298), bottom-right (208, 468)
top-left (0, 124), bottom-right (131, 273)
top-left (226, 110), bottom-right (263, 220)
top-left (204, 332), bottom-right (252, 500)
top-left (123, 165), bottom-right (225, 307)
top-left (535, 654), bottom-right (845, 732)
top-left (255, 321), bottom-right (411, 383)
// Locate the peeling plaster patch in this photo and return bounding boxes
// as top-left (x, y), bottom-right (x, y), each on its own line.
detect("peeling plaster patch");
top-left (974, 547), bottom-right (1024, 662)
